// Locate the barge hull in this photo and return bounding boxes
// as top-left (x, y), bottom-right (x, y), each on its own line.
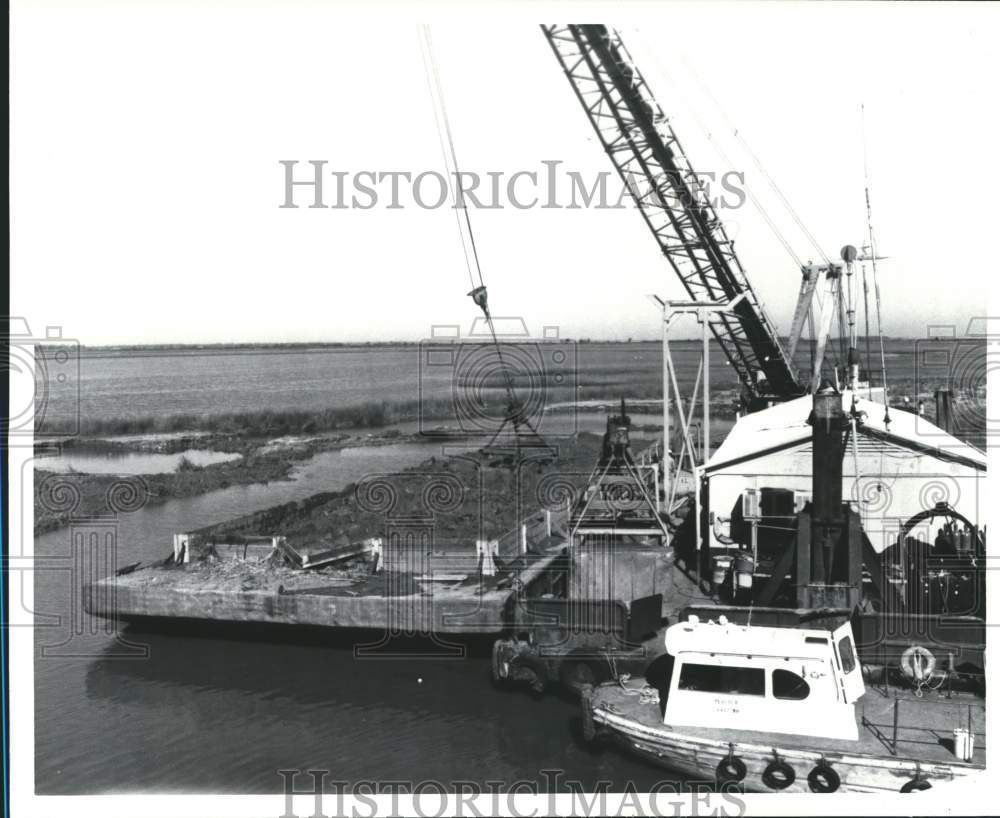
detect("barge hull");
top-left (84, 548), bottom-right (567, 636)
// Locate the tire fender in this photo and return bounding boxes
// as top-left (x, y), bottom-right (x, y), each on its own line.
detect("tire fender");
top-left (716, 751), bottom-right (747, 785)
top-left (807, 762), bottom-right (840, 793)
top-left (762, 757), bottom-right (796, 790)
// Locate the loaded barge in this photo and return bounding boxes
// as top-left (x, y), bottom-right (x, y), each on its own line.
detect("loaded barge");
top-left (84, 406), bottom-right (707, 641)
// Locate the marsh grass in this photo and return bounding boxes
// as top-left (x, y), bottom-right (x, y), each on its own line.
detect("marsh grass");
top-left (43, 384), bottom-right (738, 439)
top-left (44, 397), bottom-right (473, 437)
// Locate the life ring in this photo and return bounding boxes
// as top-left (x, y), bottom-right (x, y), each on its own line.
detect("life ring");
top-left (901, 777), bottom-right (932, 793)
top-left (807, 762), bottom-right (840, 793)
top-left (900, 645), bottom-right (936, 682)
top-left (716, 753), bottom-right (747, 785)
top-left (762, 758), bottom-right (796, 790)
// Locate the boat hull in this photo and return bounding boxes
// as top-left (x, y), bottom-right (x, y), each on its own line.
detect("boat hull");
top-left (583, 685), bottom-right (984, 794)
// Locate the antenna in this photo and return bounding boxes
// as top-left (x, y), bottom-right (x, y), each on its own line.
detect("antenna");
top-left (861, 104), bottom-right (891, 422)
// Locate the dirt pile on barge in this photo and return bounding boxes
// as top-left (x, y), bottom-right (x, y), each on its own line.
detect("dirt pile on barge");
top-left (196, 434), bottom-right (604, 554)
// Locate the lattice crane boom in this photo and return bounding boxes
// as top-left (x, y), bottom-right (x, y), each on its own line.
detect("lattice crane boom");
top-left (542, 24), bottom-right (802, 402)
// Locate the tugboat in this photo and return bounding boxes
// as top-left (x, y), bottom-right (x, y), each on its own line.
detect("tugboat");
top-left (581, 614), bottom-right (984, 793)
top-left (572, 385), bottom-right (986, 792)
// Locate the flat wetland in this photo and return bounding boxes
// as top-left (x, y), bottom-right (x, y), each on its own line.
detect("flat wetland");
top-left (34, 337), bottom-right (984, 536)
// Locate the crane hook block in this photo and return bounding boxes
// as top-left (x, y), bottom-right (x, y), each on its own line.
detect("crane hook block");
top-left (468, 286), bottom-right (490, 316)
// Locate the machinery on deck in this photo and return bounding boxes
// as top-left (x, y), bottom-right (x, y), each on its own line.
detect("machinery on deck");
top-left (493, 26), bottom-right (985, 698)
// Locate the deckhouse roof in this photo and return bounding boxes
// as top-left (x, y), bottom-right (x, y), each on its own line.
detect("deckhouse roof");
top-left (665, 616), bottom-right (838, 660)
top-left (704, 391), bottom-right (985, 474)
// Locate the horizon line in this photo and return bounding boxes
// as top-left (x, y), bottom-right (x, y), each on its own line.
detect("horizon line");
top-left (45, 334), bottom-right (940, 351)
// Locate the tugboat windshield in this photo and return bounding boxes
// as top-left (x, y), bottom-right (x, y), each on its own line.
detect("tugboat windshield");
top-left (678, 664), bottom-right (765, 697)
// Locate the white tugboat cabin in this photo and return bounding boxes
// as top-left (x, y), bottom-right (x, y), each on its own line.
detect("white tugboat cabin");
top-left (584, 614), bottom-right (984, 792)
top-left (663, 616), bottom-right (865, 741)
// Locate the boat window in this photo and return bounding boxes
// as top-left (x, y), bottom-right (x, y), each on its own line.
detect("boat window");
top-left (772, 669), bottom-right (810, 700)
top-left (838, 636), bottom-right (856, 673)
top-left (678, 663), bottom-right (765, 696)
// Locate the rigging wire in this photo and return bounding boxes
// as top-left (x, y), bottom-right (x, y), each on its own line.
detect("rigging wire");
top-left (636, 29), bottom-right (876, 392)
top-left (849, 407), bottom-right (863, 507)
top-left (861, 266), bottom-right (874, 399)
top-left (836, 273), bottom-right (848, 375)
top-left (861, 104), bottom-right (891, 405)
top-left (629, 29), bottom-right (855, 389)
top-left (673, 52), bottom-right (833, 267)
top-left (628, 29), bottom-right (805, 270)
top-left (807, 305), bottom-right (816, 379)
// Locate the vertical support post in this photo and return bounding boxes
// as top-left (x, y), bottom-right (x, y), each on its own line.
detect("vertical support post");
top-left (546, 509), bottom-right (552, 538)
top-left (521, 523), bottom-right (527, 555)
top-left (811, 384), bottom-right (845, 588)
top-left (935, 388), bottom-right (954, 434)
top-left (694, 464), bottom-right (702, 589)
top-left (701, 310), bottom-right (710, 467)
top-left (665, 337), bottom-right (689, 515)
top-left (649, 293), bottom-right (744, 590)
top-left (662, 305), bottom-right (671, 511)
top-left (795, 509), bottom-right (811, 607)
top-left (653, 465), bottom-right (660, 523)
top-left (699, 310), bottom-right (710, 592)
top-left (891, 698), bottom-right (899, 755)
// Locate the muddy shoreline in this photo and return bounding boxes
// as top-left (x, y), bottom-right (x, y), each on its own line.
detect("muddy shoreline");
top-left (195, 433), bottom-right (606, 552)
top-left (33, 379), bottom-right (983, 538)
top-left (33, 428), bottom-right (428, 534)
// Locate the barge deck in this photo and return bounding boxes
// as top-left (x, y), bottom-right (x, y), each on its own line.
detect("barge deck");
top-left (84, 541), bottom-right (569, 635)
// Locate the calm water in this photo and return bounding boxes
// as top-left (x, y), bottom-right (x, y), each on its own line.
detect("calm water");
top-left (35, 448), bottom-right (241, 475)
top-left (34, 439), bottom-right (673, 794)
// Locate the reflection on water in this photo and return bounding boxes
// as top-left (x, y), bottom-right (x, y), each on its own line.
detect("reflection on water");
top-left (34, 448), bottom-right (241, 475)
top-left (34, 437), bottom-right (677, 793)
top-left (75, 632), bottom-right (673, 793)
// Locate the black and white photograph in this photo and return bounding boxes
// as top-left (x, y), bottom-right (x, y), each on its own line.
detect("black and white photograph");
top-left (7, 2), bottom-right (999, 816)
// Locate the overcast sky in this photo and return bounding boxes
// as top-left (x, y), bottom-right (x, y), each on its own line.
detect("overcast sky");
top-left (11, 1), bottom-right (1000, 345)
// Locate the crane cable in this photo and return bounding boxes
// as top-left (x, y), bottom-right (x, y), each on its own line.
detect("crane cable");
top-left (418, 25), bottom-right (526, 426)
top-left (419, 25), bottom-right (482, 292)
